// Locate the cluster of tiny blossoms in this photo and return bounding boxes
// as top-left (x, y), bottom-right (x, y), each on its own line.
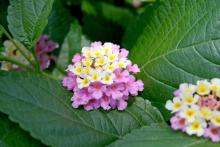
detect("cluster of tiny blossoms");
top-left (62, 41), bottom-right (144, 111)
top-left (0, 35), bottom-right (58, 71)
top-left (36, 35), bottom-right (59, 70)
top-left (165, 79), bottom-right (220, 142)
top-left (1, 40), bottom-right (33, 70)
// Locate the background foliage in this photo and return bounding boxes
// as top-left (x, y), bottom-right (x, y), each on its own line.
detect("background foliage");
top-left (0, 0), bottom-right (220, 146)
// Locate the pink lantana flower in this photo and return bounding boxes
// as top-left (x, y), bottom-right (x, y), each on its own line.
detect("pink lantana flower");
top-left (72, 53), bottom-right (82, 63)
top-left (127, 64), bottom-right (140, 73)
top-left (36, 35), bottom-right (59, 70)
top-left (88, 82), bottom-right (106, 99)
top-left (106, 83), bottom-right (124, 99)
top-left (119, 49), bottom-right (129, 58)
top-left (124, 75), bottom-right (144, 96)
top-left (204, 124), bottom-right (220, 142)
top-left (114, 69), bottom-right (129, 83)
top-left (62, 72), bottom-right (77, 90)
top-left (165, 79), bottom-right (220, 142)
top-left (173, 89), bottom-right (181, 97)
top-left (62, 41), bottom-right (144, 111)
top-left (170, 114), bottom-right (186, 131)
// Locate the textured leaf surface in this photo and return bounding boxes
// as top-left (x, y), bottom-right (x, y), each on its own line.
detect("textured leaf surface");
top-left (7, 0), bottom-right (54, 48)
top-left (109, 124), bottom-right (219, 147)
top-left (126, 0), bottom-right (220, 118)
top-left (0, 71), bottom-right (164, 147)
top-left (0, 113), bottom-right (45, 147)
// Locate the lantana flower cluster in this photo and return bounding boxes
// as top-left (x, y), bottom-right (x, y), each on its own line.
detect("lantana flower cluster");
top-left (1, 40), bottom-right (33, 70)
top-left (36, 35), bottom-right (59, 70)
top-left (62, 41), bottom-right (144, 111)
top-left (165, 79), bottom-right (220, 142)
top-left (0, 35), bottom-right (58, 71)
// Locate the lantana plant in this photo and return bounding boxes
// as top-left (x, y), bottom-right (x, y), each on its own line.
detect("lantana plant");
top-left (62, 41), bottom-right (144, 111)
top-left (0, 35), bottom-right (58, 71)
top-left (166, 79), bottom-right (220, 142)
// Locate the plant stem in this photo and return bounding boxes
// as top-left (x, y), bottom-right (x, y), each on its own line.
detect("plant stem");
top-left (0, 56), bottom-right (33, 72)
top-left (33, 46), bottom-right (40, 71)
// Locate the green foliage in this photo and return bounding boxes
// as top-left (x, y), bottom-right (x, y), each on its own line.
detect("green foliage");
top-left (56, 20), bottom-right (90, 70)
top-left (44, 0), bottom-right (74, 45)
top-left (1, 0), bottom-right (220, 146)
top-left (122, 2), bottom-right (159, 49)
top-left (109, 124), bottom-right (219, 147)
top-left (0, 0), bottom-right (9, 30)
top-left (7, 0), bottom-right (54, 49)
top-left (126, 0), bottom-right (220, 119)
top-left (0, 113), bottom-right (45, 147)
top-left (0, 25), bottom-right (3, 43)
top-left (0, 71), bottom-right (164, 147)
top-left (82, 1), bottom-right (134, 43)
top-left (82, 1), bottom-right (134, 28)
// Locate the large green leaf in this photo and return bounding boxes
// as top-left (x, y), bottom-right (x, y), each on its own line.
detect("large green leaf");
top-left (109, 124), bottom-right (219, 147)
top-left (0, 113), bottom-right (45, 147)
top-left (125, 0), bottom-right (220, 119)
top-left (0, 71), bottom-right (164, 147)
top-left (7, 0), bottom-right (54, 48)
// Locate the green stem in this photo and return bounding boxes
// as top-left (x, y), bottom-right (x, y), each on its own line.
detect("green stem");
top-left (0, 25), bottom-right (36, 67)
top-left (33, 46), bottom-right (40, 71)
top-left (0, 56), bottom-right (33, 72)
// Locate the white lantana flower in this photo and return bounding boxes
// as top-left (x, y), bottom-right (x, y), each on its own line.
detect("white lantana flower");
top-left (180, 105), bottom-right (199, 123)
top-left (211, 78), bottom-right (220, 91)
top-left (186, 119), bottom-right (207, 136)
top-left (165, 97), bottom-right (183, 113)
top-left (68, 62), bottom-right (82, 76)
top-left (82, 47), bottom-right (91, 58)
top-left (101, 73), bottom-right (114, 85)
top-left (77, 78), bottom-right (90, 89)
top-left (196, 80), bottom-right (211, 95)
top-left (103, 42), bottom-right (113, 55)
top-left (199, 107), bottom-right (212, 120)
top-left (182, 94), bottom-right (199, 106)
top-left (211, 111), bottom-right (220, 127)
top-left (179, 83), bottom-right (196, 97)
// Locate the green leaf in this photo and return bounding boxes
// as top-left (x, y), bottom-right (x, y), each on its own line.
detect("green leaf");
top-left (82, 1), bottom-right (134, 43)
top-left (0, 25), bottom-right (4, 51)
top-left (126, 0), bottom-right (220, 119)
top-left (0, 113), bottom-right (45, 147)
top-left (0, 71), bottom-right (164, 147)
top-left (65, 0), bottom-right (81, 5)
top-left (0, 25), bottom-right (3, 40)
top-left (44, 0), bottom-right (74, 45)
top-left (122, 3), bottom-right (158, 49)
top-left (109, 123), bottom-right (219, 147)
top-left (7, 0), bottom-right (54, 49)
top-left (82, 1), bottom-right (134, 28)
top-left (56, 21), bottom-right (90, 70)
top-left (0, 0), bottom-right (9, 30)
